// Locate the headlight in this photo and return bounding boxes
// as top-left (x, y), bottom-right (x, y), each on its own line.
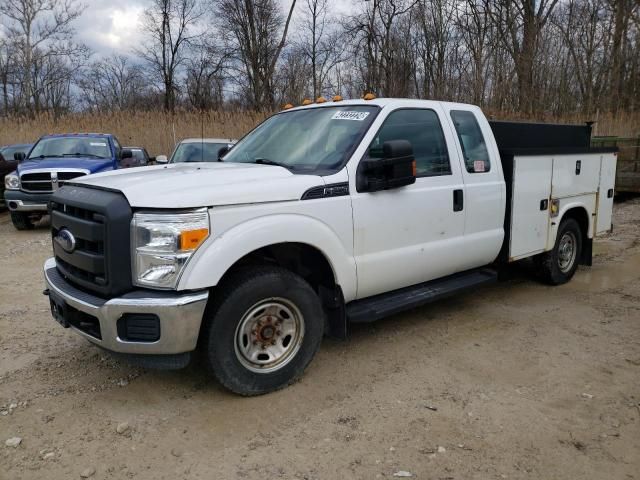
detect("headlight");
top-left (131, 209), bottom-right (209, 289)
top-left (4, 172), bottom-right (19, 190)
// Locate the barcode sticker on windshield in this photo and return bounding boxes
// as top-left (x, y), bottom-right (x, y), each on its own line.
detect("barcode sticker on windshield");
top-left (90, 142), bottom-right (107, 146)
top-left (332, 111), bottom-right (370, 121)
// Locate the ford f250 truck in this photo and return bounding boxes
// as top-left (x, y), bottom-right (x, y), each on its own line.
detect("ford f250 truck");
top-left (4, 133), bottom-right (132, 230)
top-left (42, 98), bottom-right (617, 396)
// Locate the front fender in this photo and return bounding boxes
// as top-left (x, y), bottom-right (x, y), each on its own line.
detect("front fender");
top-left (178, 214), bottom-right (357, 301)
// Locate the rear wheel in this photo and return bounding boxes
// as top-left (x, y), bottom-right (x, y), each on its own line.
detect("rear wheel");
top-left (201, 266), bottom-right (324, 396)
top-left (10, 212), bottom-right (35, 230)
top-left (534, 217), bottom-right (582, 285)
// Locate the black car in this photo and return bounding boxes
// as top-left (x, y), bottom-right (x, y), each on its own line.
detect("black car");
top-left (0, 143), bottom-right (32, 162)
top-left (120, 146), bottom-right (152, 168)
top-left (1, 143), bottom-right (32, 208)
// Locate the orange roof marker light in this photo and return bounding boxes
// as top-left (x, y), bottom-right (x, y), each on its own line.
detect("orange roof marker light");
top-left (333, 95), bottom-right (343, 102)
top-left (282, 103), bottom-right (294, 110)
top-left (316, 96), bottom-right (327, 103)
top-left (363, 92), bottom-right (376, 100)
top-left (301, 98), bottom-right (312, 106)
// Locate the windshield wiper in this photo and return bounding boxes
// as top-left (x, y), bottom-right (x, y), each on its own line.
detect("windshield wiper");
top-left (62, 153), bottom-right (106, 159)
top-left (254, 158), bottom-right (291, 169)
top-left (28, 155), bottom-right (59, 160)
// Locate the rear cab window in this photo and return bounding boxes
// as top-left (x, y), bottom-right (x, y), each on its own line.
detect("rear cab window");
top-left (450, 110), bottom-right (490, 173)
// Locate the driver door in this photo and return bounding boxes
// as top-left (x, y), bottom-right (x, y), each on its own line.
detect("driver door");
top-left (350, 106), bottom-right (467, 299)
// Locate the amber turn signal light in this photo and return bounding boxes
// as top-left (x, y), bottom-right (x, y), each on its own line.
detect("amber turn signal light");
top-left (179, 228), bottom-right (209, 251)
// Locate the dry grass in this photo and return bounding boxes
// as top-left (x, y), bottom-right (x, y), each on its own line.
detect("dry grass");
top-left (0, 110), bottom-right (269, 156)
top-left (0, 108), bottom-right (638, 155)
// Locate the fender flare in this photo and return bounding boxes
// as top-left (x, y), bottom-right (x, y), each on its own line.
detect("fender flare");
top-left (178, 214), bottom-right (357, 301)
top-left (548, 197), bottom-right (595, 251)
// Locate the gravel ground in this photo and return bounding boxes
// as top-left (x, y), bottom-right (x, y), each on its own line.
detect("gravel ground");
top-left (1, 199), bottom-right (639, 480)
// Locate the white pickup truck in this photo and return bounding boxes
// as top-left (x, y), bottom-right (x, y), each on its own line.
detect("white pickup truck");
top-left (43, 98), bottom-right (617, 395)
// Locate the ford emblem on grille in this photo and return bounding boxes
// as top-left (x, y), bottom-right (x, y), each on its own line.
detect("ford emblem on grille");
top-left (55, 228), bottom-right (76, 253)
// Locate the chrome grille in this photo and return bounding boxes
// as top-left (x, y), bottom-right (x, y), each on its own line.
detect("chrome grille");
top-left (20, 170), bottom-right (87, 193)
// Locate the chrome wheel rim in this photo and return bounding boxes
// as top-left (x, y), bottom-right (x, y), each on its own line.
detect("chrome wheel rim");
top-left (234, 298), bottom-right (305, 374)
top-left (557, 231), bottom-right (577, 273)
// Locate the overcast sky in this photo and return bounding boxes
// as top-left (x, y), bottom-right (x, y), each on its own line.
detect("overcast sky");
top-left (0, 0), bottom-right (356, 58)
top-left (72, 0), bottom-right (355, 57)
top-left (68, 0), bottom-right (146, 57)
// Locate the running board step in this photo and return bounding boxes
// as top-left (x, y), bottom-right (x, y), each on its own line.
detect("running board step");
top-left (346, 268), bottom-right (497, 323)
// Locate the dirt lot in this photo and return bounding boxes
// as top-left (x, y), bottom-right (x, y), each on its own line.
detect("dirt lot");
top-left (1, 200), bottom-right (639, 480)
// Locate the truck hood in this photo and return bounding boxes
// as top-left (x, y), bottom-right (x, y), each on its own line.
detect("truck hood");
top-left (73, 162), bottom-right (323, 208)
top-left (18, 157), bottom-right (113, 173)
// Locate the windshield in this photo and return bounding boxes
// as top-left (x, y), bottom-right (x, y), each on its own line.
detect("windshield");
top-left (170, 142), bottom-right (232, 163)
top-left (222, 105), bottom-right (379, 173)
top-left (29, 137), bottom-right (111, 159)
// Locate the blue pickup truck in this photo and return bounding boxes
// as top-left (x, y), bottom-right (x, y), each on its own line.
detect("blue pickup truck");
top-left (4, 133), bottom-right (132, 230)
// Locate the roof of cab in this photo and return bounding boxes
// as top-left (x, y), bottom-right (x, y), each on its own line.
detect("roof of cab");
top-left (283, 97), bottom-right (478, 112)
top-left (179, 138), bottom-right (237, 144)
top-left (40, 133), bottom-right (112, 139)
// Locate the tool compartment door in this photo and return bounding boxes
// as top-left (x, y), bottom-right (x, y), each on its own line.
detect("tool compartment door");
top-left (509, 156), bottom-right (552, 260)
top-left (551, 154), bottom-right (600, 197)
top-left (596, 153), bottom-right (617, 233)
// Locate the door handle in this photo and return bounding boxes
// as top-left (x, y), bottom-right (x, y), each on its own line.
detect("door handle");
top-left (453, 189), bottom-right (463, 212)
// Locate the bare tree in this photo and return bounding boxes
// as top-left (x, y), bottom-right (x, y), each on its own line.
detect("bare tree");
top-left (345, 0), bottom-right (417, 96)
top-left (487, 0), bottom-right (560, 113)
top-left (298, 0), bottom-right (345, 99)
top-left (78, 55), bottom-right (149, 111)
top-left (0, 38), bottom-right (15, 115)
top-left (185, 40), bottom-right (229, 109)
top-left (608, 0), bottom-right (639, 111)
top-left (274, 45), bottom-right (311, 104)
top-left (213, 0), bottom-right (297, 109)
top-left (0, 0), bottom-right (85, 114)
top-left (456, 0), bottom-right (494, 105)
top-left (552, 0), bottom-right (611, 114)
top-left (137, 0), bottom-right (203, 112)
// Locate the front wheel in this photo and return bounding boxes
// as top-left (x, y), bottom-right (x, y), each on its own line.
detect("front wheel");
top-left (201, 266), bottom-right (324, 396)
top-left (534, 218), bottom-right (582, 285)
top-left (10, 212), bottom-right (36, 230)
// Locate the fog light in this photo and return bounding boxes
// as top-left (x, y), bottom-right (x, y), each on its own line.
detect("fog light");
top-left (117, 314), bottom-right (161, 342)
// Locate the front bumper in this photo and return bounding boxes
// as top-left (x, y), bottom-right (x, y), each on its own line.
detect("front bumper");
top-left (43, 258), bottom-right (209, 354)
top-left (4, 189), bottom-right (51, 212)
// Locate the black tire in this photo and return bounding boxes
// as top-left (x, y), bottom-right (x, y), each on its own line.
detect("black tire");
top-left (534, 217), bottom-right (582, 285)
top-left (201, 266), bottom-right (325, 396)
top-left (10, 212), bottom-right (35, 230)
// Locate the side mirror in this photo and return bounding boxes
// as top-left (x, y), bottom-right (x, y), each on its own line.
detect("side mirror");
top-left (14, 152), bottom-right (25, 162)
top-left (356, 140), bottom-right (416, 192)
top-left (155, 154), bottom-right (168, 164)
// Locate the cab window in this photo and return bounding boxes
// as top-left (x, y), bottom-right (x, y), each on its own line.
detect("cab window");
top-left (450, 110), bottom-right (490, 173)
top-left (368, 109), bottom-right (451, 177)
